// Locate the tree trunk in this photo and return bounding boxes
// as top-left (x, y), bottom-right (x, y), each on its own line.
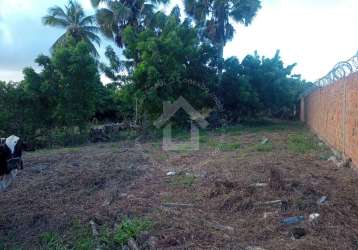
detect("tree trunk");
top-left (217, 43), bottom-right (224, 83)
top-left (217, 3), bottom-right (226, 84)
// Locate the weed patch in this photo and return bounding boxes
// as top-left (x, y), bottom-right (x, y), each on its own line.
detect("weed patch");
top-left (218, 142), bottom-right (241, 151)
top-left (288, 134), bottom-right (318, 154)
top-left (68, 222), bottom-right (95, 250)
top-left (113, 218), bottom-right (152, 246)
top-left (39, 218), bottom-right (151, 250)
top-left (40, 232), bottom-right (66, 250)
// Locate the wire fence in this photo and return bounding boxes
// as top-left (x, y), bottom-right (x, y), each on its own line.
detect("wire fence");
top-left (314, 51), bottom-right (358, 87)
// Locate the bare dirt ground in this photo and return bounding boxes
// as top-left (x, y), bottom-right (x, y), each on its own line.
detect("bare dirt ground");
top-left (1, 121), bottom-right (358, 250)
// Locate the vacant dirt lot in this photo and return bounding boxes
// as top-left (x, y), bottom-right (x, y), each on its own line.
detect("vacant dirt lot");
top-left (1, 121), bottom-right (358, 250)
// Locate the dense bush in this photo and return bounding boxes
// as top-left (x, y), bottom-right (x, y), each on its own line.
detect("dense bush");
top-left (217, 51), bottom-right (310, 122)
top-left (0, 1), bottom-right (312, 147)
top-left (0, 38), bottom-right (109, 143)
top-left (120, 11), bottom-right (218, 122)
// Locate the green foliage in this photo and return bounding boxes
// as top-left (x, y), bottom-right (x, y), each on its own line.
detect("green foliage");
top-left (113, 218), bottom-right (152, 246)
top-left (218, 142), bottom-right (241, 151)
top-left (184, 0), bottom-right (262, 74)
top-left (218, 57), bottom-right (260, 121)
top-left (91, 0), bottom-right (169, 48)
top-left (0, 37), bottom-right (106, 145)
top-left (100, 46), bottom-right (127, 86)
top-left (37, 218), bottom-right (151, 250)
top-left (43, 1), bottom-right (100, 56)
top-left (122, 10), bottom-right (217, 124)
top-left (40, 232), bottom-right (66, 250)
top-left (68, 222), bottom-right (96, 250)
top-left (39, 127), bottom-right (89, 148)
top-left (240, 51), bottom-right (309, 117)
top-left (0, 1), bottom-right (312, 147)
top-left (51, 38), bottom-right (101, 128)
top-left (217, 51), bottom-right (311, 121)
top-left (287, 133), bottom-right (318, 154)
top-left (0, 81), bottom-right (29, 135)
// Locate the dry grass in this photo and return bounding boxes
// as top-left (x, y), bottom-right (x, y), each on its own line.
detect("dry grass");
top-left (1, 121), bottom-right (358, 250)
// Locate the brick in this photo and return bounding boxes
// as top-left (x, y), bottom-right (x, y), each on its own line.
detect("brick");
top-left (301, 73), bottom-right (358, 167)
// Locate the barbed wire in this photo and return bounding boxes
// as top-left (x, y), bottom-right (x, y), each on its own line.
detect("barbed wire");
top-left (315, 51), bottom-right (358, 87)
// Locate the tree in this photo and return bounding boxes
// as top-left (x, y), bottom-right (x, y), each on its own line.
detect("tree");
top-left (43, 0), bottom-right (101, 56)
top-left (51, 38), bottom-right (102, 128)
top-left (121, 9), bottom-right (217, 123)
top-left (0, 81), bottom-right (27, 135)
top-left (91, 0), bottom-right (169, 48)
top-left (184, 0), bottom-right (261, 77)
top-left (217, 57), bottom-right (260, 122)
top-left (19, 37), bottom-right (102, 131)
top-left (100, 46), bottom-right (128, 86)
top-left (240, 50), bottom-right (309, 118)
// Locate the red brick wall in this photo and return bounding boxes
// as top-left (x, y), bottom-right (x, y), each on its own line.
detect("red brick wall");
top-left (301, 73), bottom-right (358, 166)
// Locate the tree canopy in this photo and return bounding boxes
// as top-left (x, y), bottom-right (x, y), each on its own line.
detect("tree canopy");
top-left (91, 0), bottom-right (169, 48)
top-left (184, 0), bottom-right (261, 76)
top-left (43, 0), bottom-right (101, 56)
top-left (0, 0), bottom-right (312, 147)
top-left (120, 10), bottom-right (217, 121)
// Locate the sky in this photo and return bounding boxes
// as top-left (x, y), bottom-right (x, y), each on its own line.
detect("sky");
top-left (0, 0), bottom-right (357, 83)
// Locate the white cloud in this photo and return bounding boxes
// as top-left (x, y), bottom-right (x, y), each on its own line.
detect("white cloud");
top-left (0, 23), bottom-right (12, 45)
top-left (0, 0), bottom-right (47, 17)
top-left (79, 0), bottom-right (95, 12)
top-left (0, 69), bottom-right (23, 82)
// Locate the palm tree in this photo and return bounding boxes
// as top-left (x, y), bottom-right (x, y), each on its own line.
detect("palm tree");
top-left (43, 0), bottom-right (101, 56)
top-left (91, 0), bottom-right (169, 48)
top-left (184, 0), bottom-right (261, 78)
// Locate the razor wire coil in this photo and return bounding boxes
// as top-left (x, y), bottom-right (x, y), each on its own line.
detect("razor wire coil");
top-left (315, 51), bottom-right (358, 87)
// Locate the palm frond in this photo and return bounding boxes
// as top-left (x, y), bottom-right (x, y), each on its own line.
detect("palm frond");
top-left (224, 22), bottom-right (235, 41)
top-left (149, 0), bottom-right (170, 4)
top-left (96, 8), bottom-right (115, 39)
top-left (170, 5), bottom-right (181, 19)
top-left (83, 25), bottom-right (101, 33)
top-left (83, 37), bottom-right (100, 57)
top-left (47, 6), bottom-right (68, 20)
top-left (67, 1), bottom-right (85, 24)
top-left (141, 3), bottom-right (155, 17)
top-left (42, 15), bottom-right (69, 28)
top-left (91, 0), bottom-right (111, 8)
top-left (79, 15), bottom-right (96, 26)
top-left (83, 31), bottom-right (101, 46)
top-left (108, 1), bottom-right (131, 21)
top-left (44, 1), bottom-right (102, 56)
top-left (230, 0), bottom-right (261, 26)
top-left (91, 0), bottom-right (102, 8)
top-left (51, 32), bottom-right (68, 51)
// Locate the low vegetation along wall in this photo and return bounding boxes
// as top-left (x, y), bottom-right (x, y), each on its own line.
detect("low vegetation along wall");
top-left (300, 71), bottom-right (358, 166)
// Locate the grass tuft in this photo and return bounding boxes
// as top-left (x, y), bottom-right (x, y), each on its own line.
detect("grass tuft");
top-left (287, 134), bottom-right (318, 154)
top-left (218, 142), bottom-right (241, 151)
top-left (69, 222), bottom-right (95, 250)
top-left (40, 232), bottom-right (66, 250)
top-left (114, 218), bottom-right (152, 246)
